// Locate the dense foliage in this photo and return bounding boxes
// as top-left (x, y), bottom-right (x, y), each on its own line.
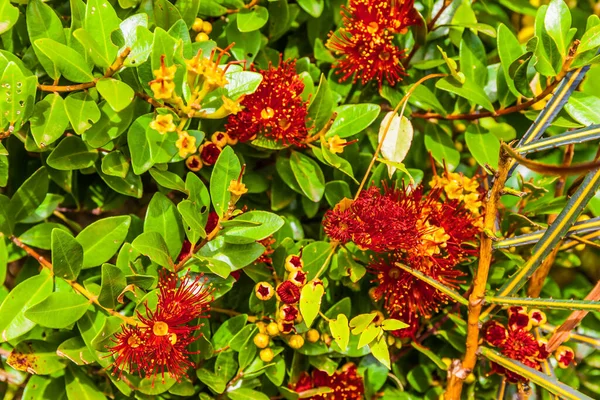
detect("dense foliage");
top-left (1, 0), bottom-right (600, 399)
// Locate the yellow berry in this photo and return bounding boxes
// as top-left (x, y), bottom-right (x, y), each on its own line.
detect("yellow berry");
top-left (442, 357), bottom-right (452, 369)
top-left (306, 329), bottom-right (320, 343)
top-left (195, 32), bottom-right (209, 42)
top-left (465, 373), bottom-right (476, 384)
top-left (288, 334), bottom-right (304, 349)
top-left (192, 18), bottom-right (204, 32)
top-left (253, 333), bottom-right (270, 349)
top-left (387, 335), bottom-right (396, 346)
top-left (266, 322), bottom-right (279, 336)
top-left (259, 348), bottom-right (274, 363)
top-left (202, 21), bottom-right (213, 34)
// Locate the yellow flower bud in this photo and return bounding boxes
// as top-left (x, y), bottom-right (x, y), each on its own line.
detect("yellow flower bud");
top-left (253, 333), bottom-right (270, 349)
top-left (259, 348), bottom-right (274, 363)
top-left (288, 334), bottom-right (304, 349)
top-left (306, 329), bottom-right (320, 343)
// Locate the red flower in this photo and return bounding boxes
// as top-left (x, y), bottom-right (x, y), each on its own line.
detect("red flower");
top-left (205, 211), bottom-right (219, 234)
top-left (109, 271), bottom-right (212, 382)
top-left (226, 60), bottom-right (310, 146)
top-left (327, 0), bottom-right (420, 87)
top-left (387, 308), bottom-right (419, 339)
top-left (290, 363), bottom-right (365, 399)
top-left (277, 281), bottom-right (301, 305)
top-left (200, 142), bottom-right (221, 166)
top-left (482, 309), bottom-right (549, 383)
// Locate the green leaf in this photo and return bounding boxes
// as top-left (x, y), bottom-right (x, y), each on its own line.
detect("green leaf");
top-left (83, 101), bottom-right (135, 148)
top-left (25, 292), bottom-right (90, 329)
top-left (0, 0), bottom-right (19, 35)
top-left (297, 0), bottom-right (324, 18)
top-left (564, 92), bottom-right (600, 125)
top-left (301, 241), bottom-right (332, 279)
top-left (72, 28), bottom-right (112, 70)
top-left (0, 273), bottom-right (53, 342)
top-left (52, 229), bottom-right (84, 280)
top-left (223, 211), bottom-right (284, 244)
top-left (329, 314), bottom-right (349, 350)
top-left (545, 0), bottom-right (571, 56)
top-left (225, 71), bottom-right (263, 100)
top-left (8, 341), bottom-right (65, 375)
top-left (350, 313), bottom-right (377, 335)
top-left (47, 136), bottom-right (99, 170)
top-left (149, 168), bottom-right (186, 193)
top-left (424, 125), bottom-right (460, 171)
top-left (76, 216), bottom-right (131, 268)
top-left (64, 91), bottom-right (101, 135)
top-left (497, 24), bottom-right (524, 97)
top-left (460, 30), bottom-right (487, 87)
top-left (0, 194), bottom-right (11, 235)
top-left (212, 314), bottom-right (248, 349)
top-left (465, 125), bottom-right (500, 169)
top-left (480, 347), bottom-right (593, 400)
top-left (0, 63), bottom-right (38, 130)
top-left (153, 0), bottom-right (183, 30)
top-left (33, 39), bottom-right (94, 83)
top-left (358, 323), bottom-right (381, 348)
top-left (144, 192), bottom-right (184, 259)
top-left (96, 78), bottom-right (135, 112)
top-left (237, 6), bottom-right (269, 32)
top-left (327, 103), bottom-right (381, 139)
top-left (436, 77), bottom-right (494, 112)
top-left (308, 74), bottom-right (334, 134)
top-left (579, 24), bottom-right (600, 53)
top-left (84, 0), bottom-right (121, 67)
top-left (0, 237), bottom-right (6, 288)
top-left (57, 337), bottom-right (94, 366)
top-left (229, 388), bottom-right (270, 400)
top-left (300, 280), bottom-right (324, 328)
top-left (9, 167), bottom-right (49, 223)
top-left (290, 151), bottom-right (325, 202)
top-left (178, 200), bottom-right (207, 244)
top-left (65, 366), bottom-right (107, 400)
top-left (210, 146), bottom-right (241, 218)
top-left (534, 5), bottom-right (561, 76)
top-left (369, 335), bottom-right (390, 369)
top-left (132, 231), bottom-right (174, 269)
top-left (30, 93), bottom-right (69, 147)
top-left (175, 0), bottom-right (200, 27)
top-left (98, 166), bottom-right (143, 198)
top-left (20, 223), bottom-right (69, 250)
top-left (26, 0), bottom-right (66, 45)
top-left (101, 150), bottom-right (129, 178)
top-left (98, 264), bottom-right (126, 309)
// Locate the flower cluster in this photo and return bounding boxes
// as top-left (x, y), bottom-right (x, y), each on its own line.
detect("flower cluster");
top-left (327, 0), bottom-right (420, 87)
top-left (323, 172), bottom-right (482, 337)
top-left (290, 363), bottom-right (365, 399)
top-left (147, 48), bottom-right (243, 164)
top-left (226, 60), bottom-right (310, 147)
top-left (109, 270), bottom-right (212, 382)
top-left (483, 307), bottom-right (574, 383)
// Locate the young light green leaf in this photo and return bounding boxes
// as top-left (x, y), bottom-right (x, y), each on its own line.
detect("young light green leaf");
top-left (369, 335), bottom-right (390, 369)
top-left (358, 324), bottom-right (381, 349)
top-left (0, 0), bottom-right (19, 35)
top-left (349, 312), bottom-right (377, 335)
top-left (210, 146), bottom-right (241, 218)
top-left (33, 39), bottom-right (94, 83)
top-left (237, 6), bottom-right (269, 32)
top-left (381, 319), bottom-right (409, 331)
top-left (30, 93), bottom-right (69, 147)
top-left (329, 314), bottom-right (350, 350)
top-left (379, 112), bottom-right (413, 178)
top-left (96, 78), bottom-right (135, 112)
top-left (300, 280), bottom-right (325, 328)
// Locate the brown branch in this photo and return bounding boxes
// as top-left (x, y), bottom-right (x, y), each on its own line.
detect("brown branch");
top-left (444, 149), bottom-right (511, 399)
top-left (38, 48), bottom-right (131, 93)
top-left (546, 280), bottom-right (600, 352)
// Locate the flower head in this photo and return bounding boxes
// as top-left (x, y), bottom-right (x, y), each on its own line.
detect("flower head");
top-left (109, 271), bottom-right (212, 382)
top-left (277, 281), bottom-right (301, 305)
top-left (326, 135), bottom-right (348, 154)
top-left (150, 55), bottom-right (177, 99)
top-left (255, 282), bottom-right (275, 301)
top-left (327, 0), bottom-right (420, 88)
top-left (176, 131), bottom-right (197, 158)
top-left (150, 114), bottom-right (176, 134)
top-left (200, 142), bottom-right (221, 166)
top-left (555, 346), bottom-right (575, 368)
top-left (185, 155), bottom-right (203, 171)
top-left (290, 363), bottom-right (365, 399)
top-left (482, 310), bottom-right (550, 383)
top-left (226, 60), bottom-right (310, 146)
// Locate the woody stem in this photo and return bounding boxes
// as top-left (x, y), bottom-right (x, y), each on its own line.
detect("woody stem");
top-left (444, 148), bottom-right (511, 399)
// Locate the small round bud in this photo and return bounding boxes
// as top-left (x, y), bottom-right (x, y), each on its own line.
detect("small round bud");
top-left (442, 357), bottom-right (452, 369)
top-left (255, 282), bottom-right (274, 301)
top-left (387, 335), bottom-right (396, 346)
top-left (528, 309), bottom-right (547, 327)
top-left (195, 32), bottom-right (209, 42)
top-left (256, 321), bottom-right (267, 334)
top-left (555, 346), bottom-right (575, 368)
top-left (288, 269), bottom-right (308, 287)
top-left (288, 334), bottom-right (304, 349)
top-left (278, 320), bottom-right (295, 335)
top-left (266, 322), bottom-right (279, 336)
top-left (211, 131), bottom-right (228, 148)
top-left (259, 348), bottom-right (274, 363)
top-left (306, 329), bottom-right (320, 343)
top-left (202, 21), bottom-right (212, 34)
top-left (465, 373), bottom-right (476, 384)
top-left (253, 333), bottom-right (270, 349)
top-left (321, 333), bottom-right (332, 346)
top-left (394, 340), bottom-right (402, 349)
top-left (192, 18), bottom-right (204, 32)
top-left (285, 255), bottom-right (303, 272)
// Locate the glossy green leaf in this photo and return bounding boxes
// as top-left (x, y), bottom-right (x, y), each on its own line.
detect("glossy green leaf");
top-left (47, 136), bottom-right (99, 170)
top-left (223, 211), bottom-right (284, 244)
top-left (65, 366), bottom-right (107, 400)
top-left (436, 77), bottom-right (494, 112)
top-left (98, 263), bottom-right (126, 309)
top-left (237, 6), bottom-right (269, 32)
top-left (9, 167), bottom-right (49, 223)
top-left (149, 168), bottom-right (186, 193)
top-left (424, 125), bottom-right (460, 171)
top-left (33, 39), bottom-right (94, 83)
top-left (131, 231), bottom-right (174, 269)
top-left (76, 216), bottom-right (131, 268)
top-left (327, 103), bottom-right (381, 139)
top-left (545, 0), bottom-right (571, 56)
top-left (25, 292), bottom-right (90, 328)
top-left (64, 91), bottom-right (101, 135)
top-left (84, 0), bottom-right (121, 67)
top-left (96, 78), bottom-right (135, 112)
top-left (210, 146), bottom-right (241, 218)
top-left (52, 229), bottom-right (84, 280)
top-left (101, 150), bottom-right (129, 178)
top-left (20, 222), bottom-right (69, 250)
top-left (497, 24), bottom-right (524, 97)
top-left (30, 93), bottom-right (69, 147)
top-left (465, 125), bottom-right (500, 169)
top-left (308, 74), bottom-right (334, 133)
top-left (0, 63), bottom-right (37, 130)
top-left (290, 151), bottom-right (325, 202)
top-left (0, 0), bottom-right (19, 35)
top-left (144, 192), bottom-right (184, 259)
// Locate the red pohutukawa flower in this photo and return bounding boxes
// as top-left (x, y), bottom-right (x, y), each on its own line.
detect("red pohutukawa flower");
top-left (109, 270), bottom-right (212, 382)
top-left (327, 0), bottom-right (420, 87)
top-left (290, 363), bottom-right (365, 399)
top-left (482, 307), bottom-right (556, 383)
top-left (226, 60), bottom-right (309, 146)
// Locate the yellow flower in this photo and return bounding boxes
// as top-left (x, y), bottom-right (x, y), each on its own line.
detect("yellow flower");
top-left (327, 135), bottom-right (347, 154)
top-left (149, 55), bottom-right (177, 100)
top-left (152, 56), bottom-right (177, 81)
top-left (176, 132), bottom-right (197, 158)
top-left (200, 97), bottom-right (242, 119)
top-left (228, 179), bottom-right (248, 196)
top-left (150, 114), bottom-right (176, 134)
